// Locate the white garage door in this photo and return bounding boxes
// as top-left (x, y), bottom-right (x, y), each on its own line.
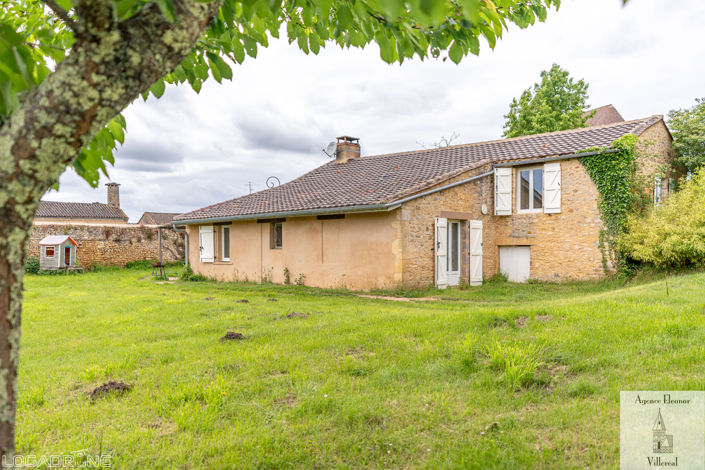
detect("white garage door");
top-left (499, 246), bottom-right (530, 283)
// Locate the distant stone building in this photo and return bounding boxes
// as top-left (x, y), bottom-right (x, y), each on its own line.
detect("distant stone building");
top-left (585, 104), bottom-right (625, 127)
top-left (138, 212), bottom-right (181, 226)
top-left (35, 183), bottom-right (128, 224)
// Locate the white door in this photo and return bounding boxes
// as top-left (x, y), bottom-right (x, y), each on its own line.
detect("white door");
top-left (447, 221), bottom-right (461, 286)
top-left (435, 218), bottom-right (448, 289)
top-left (469, 220), bottom-right (483, 286)
top-left (199, 225), bottom-right (214, 263)
top-left (499, 246), bottom-right (530, 283)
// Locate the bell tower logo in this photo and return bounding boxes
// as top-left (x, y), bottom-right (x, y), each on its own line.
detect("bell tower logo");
top-left (652, 408), bottom-right (673, 453)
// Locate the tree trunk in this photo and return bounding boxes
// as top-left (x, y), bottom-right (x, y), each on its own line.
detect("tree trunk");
top-left (0, 0), bottom-right (221, 457)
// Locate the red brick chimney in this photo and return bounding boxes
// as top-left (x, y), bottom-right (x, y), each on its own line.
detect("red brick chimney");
top-left (335, 136), bottom-right (360, 164)
top-left (106, 182), bottom-right (120, 208)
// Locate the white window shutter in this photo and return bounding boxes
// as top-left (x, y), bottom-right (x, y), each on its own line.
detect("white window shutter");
top-left (654, 177), bottom-right (663, 205)
top-left (494, 168), bottom-right (512, 215)
top-left (199, 225), bottom-right (214, 263)
top-left (543, 162), bottom-right (561, 214)
top-left (469, 220), bottom-right (483, 287)
top-left (435, 218), bottom-right (448, 289)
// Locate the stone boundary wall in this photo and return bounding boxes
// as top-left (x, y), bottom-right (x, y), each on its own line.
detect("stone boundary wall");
top-left (27, 223), bottom-right (184, 267)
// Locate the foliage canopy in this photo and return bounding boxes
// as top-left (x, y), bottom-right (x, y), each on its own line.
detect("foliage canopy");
top-left (667, 97), bottom-right (705, 174)
top-left (1, 0), bottom-right (561, 186)
top-left (502, 63), bottom-right (591, 138)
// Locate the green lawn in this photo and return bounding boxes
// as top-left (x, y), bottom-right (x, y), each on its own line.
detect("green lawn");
top-left (17, 269), bottom-right (705, 469)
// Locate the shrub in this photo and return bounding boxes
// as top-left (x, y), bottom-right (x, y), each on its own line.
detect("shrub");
top-left (24, 257), bottom-right (40, 274)
top-left (125, 259), bottom-right (157, 269)
top-left (619, 169), bottom-right (705, 268)
top-left (180, 265), bottom-right (206, 282)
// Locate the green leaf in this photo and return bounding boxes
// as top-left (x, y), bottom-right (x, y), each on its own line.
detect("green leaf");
top-left (155, 0), bottom-right (177, 22)
top-left (149, 79), bottom-right (166, 98)
top-left (448, 40), bottom-right (464, 64)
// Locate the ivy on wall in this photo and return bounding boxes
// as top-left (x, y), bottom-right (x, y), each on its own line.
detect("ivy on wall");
top-left (579, 134), bottom-right (638, 274)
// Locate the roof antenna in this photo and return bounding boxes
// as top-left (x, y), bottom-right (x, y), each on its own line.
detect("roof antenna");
top-left (322, 141), bottom-right (336, 159)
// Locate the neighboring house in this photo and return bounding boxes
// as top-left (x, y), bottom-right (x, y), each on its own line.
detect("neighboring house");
top-left (35, 183), bottom-right (128, 224)
top-left (39, 235), bottom-right (77, 270)
top-left (585, 104), bottom-right (625, 127)
top-left (174, 115), bottom-right (674, 290)
top-left (138, 212), bottom-right (181, 227)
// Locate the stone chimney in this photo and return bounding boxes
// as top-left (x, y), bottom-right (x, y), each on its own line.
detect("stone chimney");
top-left (106, 182), bottom-right (120, 208)
top-left (335, 136), bottom-right (360, 164)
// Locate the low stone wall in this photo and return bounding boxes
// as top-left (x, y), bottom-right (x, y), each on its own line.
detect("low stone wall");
top-left (27, 223), bottom-right (184, 267)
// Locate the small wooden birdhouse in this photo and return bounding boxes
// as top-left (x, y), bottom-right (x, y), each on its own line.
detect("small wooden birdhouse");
top-left (39, 235), bottom-right (78, 271)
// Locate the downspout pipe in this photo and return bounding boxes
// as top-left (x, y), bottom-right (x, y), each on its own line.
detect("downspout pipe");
top-left (172, 224), bottom-right (188, 266)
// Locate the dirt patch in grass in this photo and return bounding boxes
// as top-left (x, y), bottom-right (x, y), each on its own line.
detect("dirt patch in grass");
top-left (236, 299), bottom-right (249, 303)
top-left (535, 315), bottom-right (551, 323)
top-left (274, 393), bottom-right (297, 406)
top-left (285, 311), bottom-right (308, 319)
top-left (220, 331), bottom-right (245, 341)
top-left (514, 316), bottom-right (529, 328)
top-left (490, 318), bottom-right (509, 328)
top-left (204, 297), bottom-right (214, 301)
top-left (267, 298), bottom-right (278, 302)
top-left (90, 381), bottom-right (132, 400)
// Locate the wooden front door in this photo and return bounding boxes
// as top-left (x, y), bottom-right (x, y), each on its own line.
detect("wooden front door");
top-left (65, 246), bottom-right (71, 266)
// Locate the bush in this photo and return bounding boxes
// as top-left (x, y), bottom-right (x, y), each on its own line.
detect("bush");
top-left (619, 169), bottom-right (705, 268)
top-left (180, 265), bottom-right (206, 282)
top-left (24, 257), bottom-right (40, 274)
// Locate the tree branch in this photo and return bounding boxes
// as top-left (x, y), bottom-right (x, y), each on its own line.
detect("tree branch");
top-left (43, 0), bottom-right (80, 33)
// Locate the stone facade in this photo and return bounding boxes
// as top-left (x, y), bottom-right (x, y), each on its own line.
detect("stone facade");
top-left (27, 223), bottom-right (184, 267)
top-left (399, 121), bottom-right (674, 286)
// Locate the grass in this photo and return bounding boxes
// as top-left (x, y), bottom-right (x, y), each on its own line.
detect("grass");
top-left (17, 268), bottom-right (705, 468)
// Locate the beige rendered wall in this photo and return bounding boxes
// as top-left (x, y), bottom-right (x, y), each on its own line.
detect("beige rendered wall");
top-left (187, 211), bottom-right (402, 290)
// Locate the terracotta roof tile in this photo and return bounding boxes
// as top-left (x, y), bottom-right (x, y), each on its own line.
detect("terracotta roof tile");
top-left (138, 212), bottom-right (180, 226)
top-left (175, 116), bottom-right (663, 222)
top-left (36, 201), bottom-right (128, 221)
top-left (585, 104), bottom-right (625, 127)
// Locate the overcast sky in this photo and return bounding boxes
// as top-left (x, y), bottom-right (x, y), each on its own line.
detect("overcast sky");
top-left (43, 0), bottom-right (705, 221)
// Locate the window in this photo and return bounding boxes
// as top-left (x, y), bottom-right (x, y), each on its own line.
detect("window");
top-left (221, 226), bottom-right (230, 261)
top-left (271, 223), bottom-right (283, 249)
top-left (45, 246), bottom-right (54, 257)
top-left (654, 177), bottom-right (663, 205)
top-left (518, 167), bottom-right (543, 212)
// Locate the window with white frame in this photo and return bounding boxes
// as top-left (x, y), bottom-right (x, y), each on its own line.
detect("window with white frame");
top-left (518, 167), bottom-right (543, 212)
top-left (221, 226), bottom-right (230, 261)
top-left (654, 177), bottom-right (663, 205)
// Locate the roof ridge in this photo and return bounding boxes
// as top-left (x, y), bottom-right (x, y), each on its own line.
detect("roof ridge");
top-left (360, 115), bottom-right (659, 161)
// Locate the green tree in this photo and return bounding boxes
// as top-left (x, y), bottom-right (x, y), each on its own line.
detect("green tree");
top-left (502, 63), bottom-right (591, 138)
top-left (668, 98), bottom-right (705, 174)
top-left (0, 0), bottom-right (562, 456)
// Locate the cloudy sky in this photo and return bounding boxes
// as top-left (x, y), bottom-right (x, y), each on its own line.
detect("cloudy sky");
top-left (44, 0), bottom-right (705, 221)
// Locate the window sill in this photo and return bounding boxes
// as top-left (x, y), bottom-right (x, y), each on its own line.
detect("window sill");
top-left (515, 210), bottom-right (543, 215)
top-left (214, 260), bottom-right (232, 265)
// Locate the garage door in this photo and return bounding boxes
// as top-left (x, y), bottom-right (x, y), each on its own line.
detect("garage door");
top-left (499, 246), bottom-right (530, 283)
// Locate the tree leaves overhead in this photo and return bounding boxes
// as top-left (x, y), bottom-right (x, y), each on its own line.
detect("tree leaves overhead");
top-left (1, 0), bottom-right (562, 186)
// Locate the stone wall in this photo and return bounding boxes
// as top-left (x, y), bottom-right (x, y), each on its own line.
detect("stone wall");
top-left (27, 223), bottom-right (184, 267)
top-left (400, 120), bottom-right (675, 286)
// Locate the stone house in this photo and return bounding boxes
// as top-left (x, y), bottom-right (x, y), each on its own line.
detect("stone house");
top-left (35, 183), bottom-right (128, 224)
top-left (173, 114), bottom-right (674, 290)
top-left (138, 212), bottom-right (181, 226)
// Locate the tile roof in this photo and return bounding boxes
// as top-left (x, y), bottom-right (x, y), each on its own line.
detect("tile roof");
top-left (175, 116), bottom-right (663, 223)
top-left (585, 104), bottom-right (625, 127)
top-left (138, 212), bottom-right (180, 226)
top-left (36, 201), bottom-right (128, 221)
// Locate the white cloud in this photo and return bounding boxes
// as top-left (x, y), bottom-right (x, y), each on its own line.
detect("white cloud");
top-left (43, 0), bottom-right (705, 220)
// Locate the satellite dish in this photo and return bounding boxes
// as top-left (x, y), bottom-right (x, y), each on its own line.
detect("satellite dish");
top-left (323, 141), bottom-right (337, 158)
